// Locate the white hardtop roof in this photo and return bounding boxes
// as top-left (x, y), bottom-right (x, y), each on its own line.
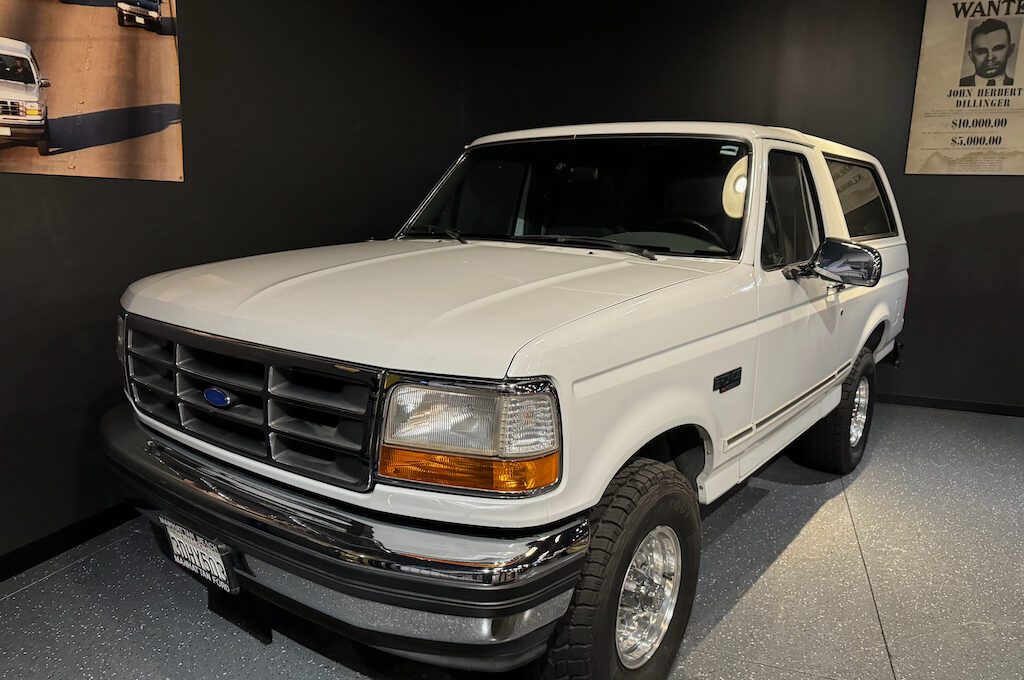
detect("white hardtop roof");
top-left (0, 37), bottom-right (32, 58)
top-left (469, 122), bottom-right (872, 162)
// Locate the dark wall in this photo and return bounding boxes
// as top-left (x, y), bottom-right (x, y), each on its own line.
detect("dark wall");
top-left (0, 0), bottom-right (467, 556)
top-left (4, 0), bottom-right (1022, 559)
top-left (461, 0), bottom-right (1024, 411)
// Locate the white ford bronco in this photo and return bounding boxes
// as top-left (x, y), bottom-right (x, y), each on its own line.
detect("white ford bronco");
top-left (0, 37), bottom-right (50, 155)
top-left (104, 123), bottom-right (909, 679)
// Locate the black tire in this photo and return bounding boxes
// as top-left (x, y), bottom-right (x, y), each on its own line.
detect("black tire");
top-left (117, 10), bottom-right (127, 26)
top-left (534, 458), bottom-right (700, 680)
top-left (790, 347), bottom-right (876, 474)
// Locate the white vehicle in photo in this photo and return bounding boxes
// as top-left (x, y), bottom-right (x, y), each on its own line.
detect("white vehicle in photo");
top-left (116, 0), bottom-right (161, 31)
top-left (104, 122), bottom-right (909, 679)
top-left (0, 37), bottom-right (50, 155)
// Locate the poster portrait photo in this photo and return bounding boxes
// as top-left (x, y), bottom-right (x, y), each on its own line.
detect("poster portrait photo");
top-left (959, 17), bottom-right (1020, 87)
top-left (907, 0), bottom-right (1024, 176)
top-left (0, 0), bottom-right (183, 182)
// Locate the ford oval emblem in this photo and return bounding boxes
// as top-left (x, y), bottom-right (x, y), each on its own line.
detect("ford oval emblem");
top-left (203, 386), bottom-right (234, 408)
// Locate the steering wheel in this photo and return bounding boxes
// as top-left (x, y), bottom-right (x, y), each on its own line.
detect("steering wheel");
top-left (652, 217), bottom-right (729, 252)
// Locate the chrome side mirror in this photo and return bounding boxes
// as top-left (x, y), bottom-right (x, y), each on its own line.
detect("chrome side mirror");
top-left (812, 238), bottom-right (882, 287)
top-left (38, 79), bottom-right (50, 88)
top-left (784, 238), bottom-right (882, 287)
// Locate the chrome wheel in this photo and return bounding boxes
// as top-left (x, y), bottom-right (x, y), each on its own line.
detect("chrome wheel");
top-left (615, 525), bottom-right (682, 669)
top-left (849, 377), bottom-right (870, 447)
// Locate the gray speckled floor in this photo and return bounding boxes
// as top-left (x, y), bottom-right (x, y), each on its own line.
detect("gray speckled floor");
top-left (2, 405), bottom-right (1023, 679)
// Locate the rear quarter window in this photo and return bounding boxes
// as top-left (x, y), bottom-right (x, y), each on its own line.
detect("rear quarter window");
top-left (825, 158), bottom-right (897, 239)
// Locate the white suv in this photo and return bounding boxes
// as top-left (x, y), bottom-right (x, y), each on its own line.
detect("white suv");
top-left (0, 37), bottom-right (50, 155)
top-left (104, 122), bottom-right (909, 679)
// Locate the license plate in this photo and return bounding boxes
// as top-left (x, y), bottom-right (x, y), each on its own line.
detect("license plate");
top-left (0, 127), bottom-right (10, 137)
top-left (160, 517), bottom-right (237, 593)
top-left (135, 16), bottom-right (146, 24)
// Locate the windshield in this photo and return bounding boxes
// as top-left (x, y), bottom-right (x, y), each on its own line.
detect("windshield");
top-left (0, 54), bottom-right (36, 85)
top-left (405, 137), bottom-right (751, 257)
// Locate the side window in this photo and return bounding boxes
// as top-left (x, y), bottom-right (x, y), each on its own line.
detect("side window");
top-left (761, 151), bottom-right (821, 269)
top-left (761, 193), bottom-right (783, 267)
top-left (825, 159), bottom-right (895, 239)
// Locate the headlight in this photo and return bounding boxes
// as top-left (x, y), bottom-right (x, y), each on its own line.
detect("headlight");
top-left (24, 102), bottom-right (42, 116)
top-left (379, 381), bottom-right (560, 494)
top-left (149, 10), bottom-right (159, 18)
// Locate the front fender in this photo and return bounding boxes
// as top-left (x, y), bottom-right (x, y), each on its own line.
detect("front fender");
top-left (570, 384), bottom-right (718, 508)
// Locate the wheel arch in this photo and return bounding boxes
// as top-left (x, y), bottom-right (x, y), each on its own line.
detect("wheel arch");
top-left (856, 302), bottom-right (892, 362)
top-left (863, 322), bottom-right (886, 354)
top-left (629, 423), bottom-right (714, 491)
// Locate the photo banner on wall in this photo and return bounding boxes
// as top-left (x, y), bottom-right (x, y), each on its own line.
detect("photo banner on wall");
top-left (0, 0), bottom-right (182, 182)
top-left (906, 1), bottom-right (1024, 175)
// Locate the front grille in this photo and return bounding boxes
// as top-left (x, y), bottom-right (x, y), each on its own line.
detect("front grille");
top-left (0, 100), bottom-right (25, 117)
top-left (124, 315), bottom-right (384, 492)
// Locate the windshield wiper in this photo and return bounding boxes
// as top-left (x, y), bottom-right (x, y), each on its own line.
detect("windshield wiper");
top-left (400, 226), bottom-right (468, 244)
top-left (511, 234), bottom-right (658, 261)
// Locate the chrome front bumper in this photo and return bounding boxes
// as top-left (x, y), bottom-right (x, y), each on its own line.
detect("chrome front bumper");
top-left (0, 118), bottom-right (45, 141)
top-left (101, 404), bottom-right (588, 671)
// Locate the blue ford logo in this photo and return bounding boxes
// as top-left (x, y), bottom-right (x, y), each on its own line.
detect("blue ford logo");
top-left (203, 386), bottom-right (235, 408)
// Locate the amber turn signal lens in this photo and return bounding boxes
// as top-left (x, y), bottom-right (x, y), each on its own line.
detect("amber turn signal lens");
top-left (379, 446), bottom-right (559, 493)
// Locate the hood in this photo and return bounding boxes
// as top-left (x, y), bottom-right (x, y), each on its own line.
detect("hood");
top-left (123, 240), bottom-right (730, 378)
top-left (0, 79), bottom-right (37, 101)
